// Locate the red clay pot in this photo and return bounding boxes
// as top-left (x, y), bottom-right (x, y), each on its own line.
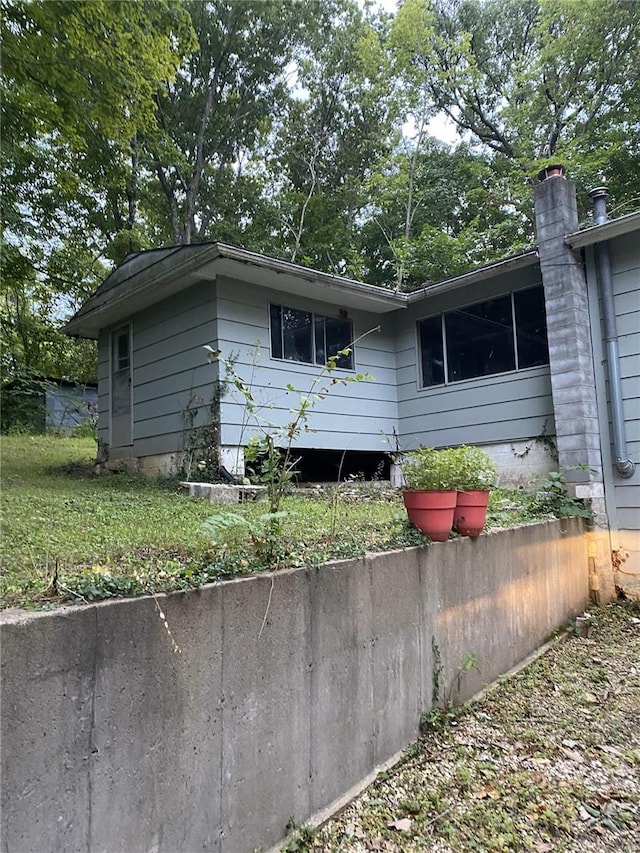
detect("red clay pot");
top-left (453, 490), bottom-right (490, 537)
top-left (402, 490), bottom-right (457, 541)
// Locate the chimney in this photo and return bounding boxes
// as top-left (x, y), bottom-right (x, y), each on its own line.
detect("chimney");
top-left (533, 169), bottom-right (605, 484)
top-left (534, 168), bottom-right (615, 601)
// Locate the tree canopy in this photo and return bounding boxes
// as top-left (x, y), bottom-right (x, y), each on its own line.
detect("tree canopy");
top-left (2, 0), bottom-right (638, 383)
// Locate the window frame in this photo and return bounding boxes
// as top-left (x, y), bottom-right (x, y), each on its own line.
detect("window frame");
top-left (417, 285), bottom-right (549, 389)
top-left (269, 303), bottom-right (355, 371)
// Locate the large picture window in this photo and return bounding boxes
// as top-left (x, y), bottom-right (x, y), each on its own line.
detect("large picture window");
top-left (270, 304), bottom-right (354, 369)
top-left (418, 286), bottom-right (549, 387)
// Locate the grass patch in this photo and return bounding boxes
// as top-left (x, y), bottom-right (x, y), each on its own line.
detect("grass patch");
top-left (1, 436), bottom-right (574, 609)
top-left (0, 436), bottom-right (421, 607)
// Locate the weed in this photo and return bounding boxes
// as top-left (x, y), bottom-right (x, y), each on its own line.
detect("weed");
top-left (421, 648), bottom-right (480, 732)
top-left (203, 333), bottom-right (377, 567)
top-left (531, 469), bottom-right (595, 522)
top-left (282, 818), bottom-right (318, 852)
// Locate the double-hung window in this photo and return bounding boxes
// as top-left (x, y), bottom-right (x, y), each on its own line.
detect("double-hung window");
top-left (270, 304), bottom-right (354, 369)
top-left (418, 286), bottom-right (549, 388)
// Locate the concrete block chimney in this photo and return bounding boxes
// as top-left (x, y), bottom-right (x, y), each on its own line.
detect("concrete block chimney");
top-left (534, 167), bottom-right (614, 601)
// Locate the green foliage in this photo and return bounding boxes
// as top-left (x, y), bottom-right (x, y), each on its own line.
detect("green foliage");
top-left (1, 0), bottom-right (194, 384)
top-left (1, 436), bottom-right (603, 609)
top-left (421, 649), bottom-right (479, 732)
top-left (202, 335), bottom-right (377, 566)
top-left (0, 435), bottom-right (415, 607)
top-left (390, 0), bottom-right (640, 247)
top-left (4, 0), bottom-right (639, 380)
top-left (403, 444), bottom-right (495, 492)
top-left (531, 469), bottom-right (595, 521)
top-left (180, 377), bottom-right (227, 483)
top-left (71, 416), bottom-right (98, 441)
top-left (448, 445), bottom-right (497, 491)
top-left (268, 0), bottom-right (397, 271)
top-left (403, 447), bottom-right (459, 491)
top-left (203, 509), bottom-right (292, 566)
top-left (282, 818), bottom-right (319, 852)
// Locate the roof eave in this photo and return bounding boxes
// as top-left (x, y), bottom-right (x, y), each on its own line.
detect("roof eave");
top-left (565, 211), bottom-right (640, 249)
top-left (62, 243), bottom-right (407, 339)
top-left (406, 249), bottom-right (539, 303)
top-left (62, 244), bottom-right (224, 338)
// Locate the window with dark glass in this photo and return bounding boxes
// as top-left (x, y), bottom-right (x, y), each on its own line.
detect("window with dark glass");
top-left (270, 304), bottom-right (353, 369)
top-left (514, 287), bottom-right (549, 368)
top-left (445, 295), bottom-right (515, 382)
top-left (419, 315), bottom-right (445, 387)
top-left (417, 286), bottom-right (549, 387)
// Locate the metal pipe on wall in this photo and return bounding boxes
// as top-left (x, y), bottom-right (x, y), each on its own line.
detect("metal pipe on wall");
top-left (588, 187), bottom-right (635, 478)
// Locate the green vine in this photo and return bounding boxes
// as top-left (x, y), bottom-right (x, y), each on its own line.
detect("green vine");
top-left (511, 419), bottom-right (559, 464)
top-left (180, 372), bottom-right (228, 482)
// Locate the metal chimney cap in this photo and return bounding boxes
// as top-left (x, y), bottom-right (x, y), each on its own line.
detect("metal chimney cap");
top-left (537, 164), bottom-right (565, 182)
top-left (588, 186), bottom-right (610, 200)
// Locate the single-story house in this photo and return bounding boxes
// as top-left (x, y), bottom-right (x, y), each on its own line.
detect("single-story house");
top-left (63, 169), bottom-right (639, 583)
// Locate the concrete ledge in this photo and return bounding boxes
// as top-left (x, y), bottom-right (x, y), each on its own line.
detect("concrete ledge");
top-left (0, 519), bottom-right (589, 853)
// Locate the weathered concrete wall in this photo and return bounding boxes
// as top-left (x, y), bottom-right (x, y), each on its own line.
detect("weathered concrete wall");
top-left (1, 519), bottom-right (589, 853)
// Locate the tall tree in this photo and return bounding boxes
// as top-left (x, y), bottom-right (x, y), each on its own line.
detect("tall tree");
top-left (1, 0), bottom-right (195, 381)
top-left (391, 0), bottom-right (640, 218)
top-left (269, 0), bottom-right (397, 274)
top-left (360, 138), bottom-right (529, 289)
top-left (147, 0), bottom-right (320, 246)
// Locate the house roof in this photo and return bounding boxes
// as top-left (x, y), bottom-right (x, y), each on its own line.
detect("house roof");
top-left (564, 210), bottom-right (640, 249)
top-left (63, 206), bottom-right (639, 340)
top-left (62, 242), bottom-right (404, 339)
top-left (406, 249), bottom-right (539, 303)
top-left (62, 241), bottom-right (543, 340)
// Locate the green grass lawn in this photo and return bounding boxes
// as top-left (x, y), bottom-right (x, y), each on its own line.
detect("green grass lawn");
top-left (1, 435), bottom-right (561, 609)
top-left (0, 436), bottom-right (419, 608)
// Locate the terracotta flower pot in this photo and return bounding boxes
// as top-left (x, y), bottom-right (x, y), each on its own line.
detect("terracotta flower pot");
top-left (453, 490), bottom-right (490, 537)
top-left (402, 490), bottom-right (457, 541)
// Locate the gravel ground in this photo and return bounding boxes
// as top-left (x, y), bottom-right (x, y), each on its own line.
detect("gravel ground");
top-left (285, 602), bottom-right (640, 853)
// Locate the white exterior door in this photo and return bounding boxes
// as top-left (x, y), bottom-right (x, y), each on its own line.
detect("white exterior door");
top-left (110, 325), bottom-right (132, 447)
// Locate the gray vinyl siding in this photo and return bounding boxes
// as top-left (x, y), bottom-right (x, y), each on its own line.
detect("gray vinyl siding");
top-left (215, 276), bottom-right (398, 452)
top-left (397, 268), bottom-right (555, 450)
top-left (97, 334), bottom-right (110, 447)
top-left (102, 281), bottom-right (218, 460)
top-left (586, 231), bottom-right (640, 533)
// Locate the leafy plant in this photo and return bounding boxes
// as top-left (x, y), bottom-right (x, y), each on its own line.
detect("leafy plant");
top-left (531, 469), bottom-right (594, 522)
top-left (202, 509), bottom-right (291, 566)
top-left (449, 445), bottom-right (497, 491)
top-left (403, 445), bottom-right (497, 492)
top-left (421, 647), bottom-right (480, 732)
top-left (203, 331), bottom-right (378, 567)
top-left (402, 446), bottom-right (460, 491)
top-left (282, 817), bottom-right (318, 852)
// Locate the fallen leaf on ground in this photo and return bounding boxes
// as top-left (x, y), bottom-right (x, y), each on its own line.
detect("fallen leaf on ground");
top-left (387, 818), bottom-right (413, 832)
top-left (560, 746), bottom-right (584, 762)
top-left (473, 784), bottom-right (500, 800)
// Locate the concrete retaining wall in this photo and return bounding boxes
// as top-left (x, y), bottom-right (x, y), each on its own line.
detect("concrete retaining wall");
top-left (1, 519), bottom-right (589, 853)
